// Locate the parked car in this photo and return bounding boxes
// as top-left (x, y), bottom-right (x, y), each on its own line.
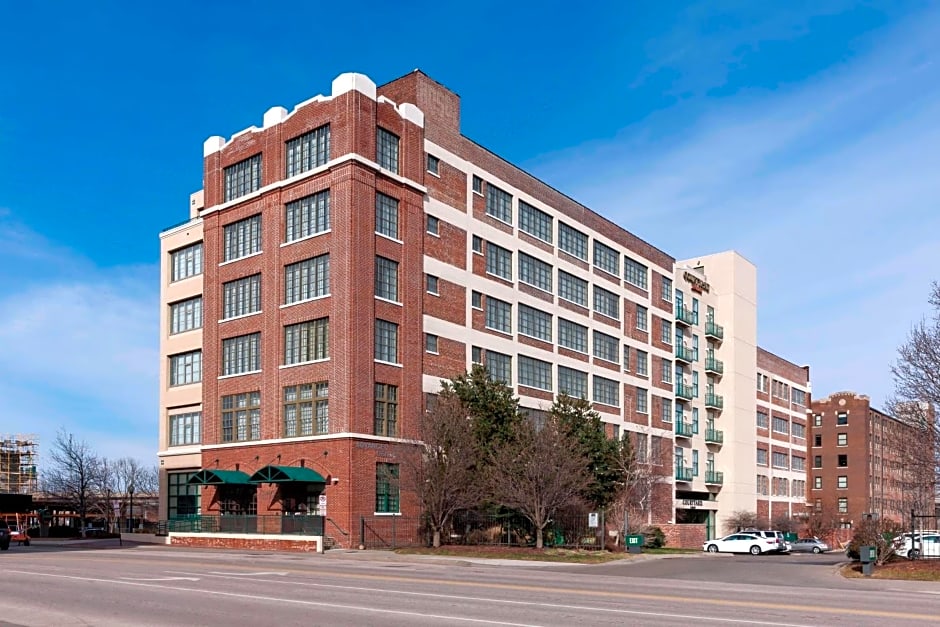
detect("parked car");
top-left (896, 533), bottom-right (940, 559)
top-left (0, 521), bottom-right (10, 551)
top-left (790, 538), bottom-right (829, 554)
top-left (740, 529), bottom-right (790, 553)
top-left (703, 533), bottom-right (782, 555)
top-left (8, 525), bottom-right (29, 546)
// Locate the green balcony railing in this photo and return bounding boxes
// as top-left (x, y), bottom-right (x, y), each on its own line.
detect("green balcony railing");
top-left (675, 421), bottom-right (694, 438)
top-left (675, 344), bottom-right (694, 363)
top-left (705, 470), bottom-right (724, 485)
top-left (705, 356), bottom-right (724, 375)
top-left (705, 428), bottom-right (724, 444)
top-left (675, 382), bottom-right (694, 400)
top-left (675, 466), bottom-right (693, 482)
top-left (705, 393), bottom-right (724, 409)
top-left (676, 306), bottom-right (696, 326)
top-left (705, 320), bottom-right (724, 340)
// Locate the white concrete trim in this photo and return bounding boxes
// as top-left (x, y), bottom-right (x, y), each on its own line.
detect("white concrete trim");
top-left (332, 72), bottom-right (376, 99)
top-left (217, 370), bottom-right (262, 380)
top-left (280, 229), bottom-right (331, 248)
top-left (200, 432), bottom-right (421, 450)
top-left (219, 311), bottom-right (262, 324)
top-left (374, 296), bottom-right (402, 307)
top-left (263, 106), bottom-right (288, 128)
top-left (280, 295), bottom-right (330, 309)
top-left (160, 217), bottom-right (204, 238)
top-left (279, 359), bottom-right (330, 370)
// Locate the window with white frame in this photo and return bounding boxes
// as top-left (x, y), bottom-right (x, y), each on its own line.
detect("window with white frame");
top-left (518, 355), bottom-right (552, 391)
top-left (661, 358), bottom-right (672, 384)
top-left (286, 125), bottom-right (330, 177)
top-left (661, 276), bottom-right (672, 302)
top-left (558, 270), bottom-right (588, 306)
top-left (486, 242), bottom-right (512, 280)
top-left (624, 257), bottom-right (648, 290)
top-left (636, 387), bottom-right (648, 413)
top-left (221, 391), bottom-right (261, 442)
top-left (593, 241), bottom-right (619, 276)
top-left (375, 320), bottom-right (399, 363)
top-left (772, 451), bottom-right (789, 469)
top-left (837, 476), bottom-right (848, 489)
top-left (593, 375), bottom-right (619, 406)
top-left (285, 190), bottom-right (330, 242)
top-left (757, 410), bottom-right (769, 428)
top-left (485, 297), bottom-right (511, 334)
top-left (518, 252), bottom-right (552, 291)
top-left (757, 474), bottom-right (769, 496)
top-left (558, 222), bottom-right (588, 260)
top-left (375, 193), bottom-right (399, 239)
top-left (426, 274), bottom-right (439, 295)
top-left (558, 366), bottom-right (588, 399)
top-left (284, 319), bottom-right (329, 365)
top-left (374, 383), bottom-right (398, 437)
top-left (791, 388), bottom-right (806, 406)
top-left (222, 333), bottom-right (260, 375)
top-left (471, 291), bottom-right (482, 309)
top-left (485, 184), bottom-right (512, 223)
top-left (472, 175), bottom-right (483, 194)
top-left (792, 422), bottom-right (806, 439)
top-left (838, 497), bottom-right (848, 513)
top-left (519, 200), bottom-right (552, 243)
top-left (171, 242), bottom-right (203, 281)
top-left (518, 304), bottom-right (551, 342)
top-left (485, 351), bottom-right (511, 384)
top-left (283, 382), bottom-right (329, 437)
top-left (426, 154), bottom-right (440, 175)
top-left (169, 411), bottom-right (201, 446)
top-left (662, 397), bottom-right (672, 423)
top-left (223, 274), bottom-right (261, 319)
top-left (425, 333), bottom-right (438, 354)
top-left (593, 285), bottom-right (619, 319)
top-left (593, 330), bottom-right (619, 363)
top-left (636, 350), bottom-right (648, 376)
top-left (756, 372), bottom-right (769, 393)
top-left (837, 432), bottom-right (847, 446)
top-left (224, 154), bottom-right (262, 202)
top-left (376, 127), bottom-right (399, 173)
top-left (792, 456), bottom-right (805, 471)
top-left (375, 256), bottom-right (399, 302)
top-left (170, 296), bottom-right (202, 334)
top-left (170, 351), bottom-right (202, 386)
top-left (636, 304), bottom-right (648, 331)
top-left (426, 214), bottom-right (439, 235)
top-left (558, 318), bottom-right (588, 353)
top-left (285, 255), bottom-right (329, 304)
top-left (757, 448), bottom-right (768, 466)
top-left (772, 416), bottom-right (789, 434)
top-left (223, 215), bottom-right (262, 261)
top-left (661, 319), bottom-right (671, 344)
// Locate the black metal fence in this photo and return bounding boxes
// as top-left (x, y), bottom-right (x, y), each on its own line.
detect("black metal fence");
top-left (908, 511), bottom-right (939, 559)
top-left (162, 514), bottom-right (324, 536)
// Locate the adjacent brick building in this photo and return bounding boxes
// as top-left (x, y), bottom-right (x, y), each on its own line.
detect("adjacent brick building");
top-left (158, 70), bottom-right (815, 547)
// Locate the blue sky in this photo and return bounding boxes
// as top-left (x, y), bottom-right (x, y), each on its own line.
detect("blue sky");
top-left (1, 1), bottom-right (938, 463)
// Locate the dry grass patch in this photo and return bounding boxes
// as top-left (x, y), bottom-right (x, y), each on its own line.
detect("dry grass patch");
top-left (841, 560), bottom-right (940, 581)
top-left (394, 546), bottom-right (632, 563)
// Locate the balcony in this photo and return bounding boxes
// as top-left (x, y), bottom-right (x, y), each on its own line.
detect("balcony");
top-left (705, 320), bottom-right (724, 341)
top-left (705, 393), bottom-right (724, 409)
top-left (675, 306), bottom-right (696, 327)
top-left (705, 355), bottom-right (724, 376)
top-left (705, 428), bottom-right (724, 445)
top-left (675, 344), bottom-right (694, 363)
top-left (674, 421), bottom-right (694, 438)
top-left (675, 382), bottom-right (694, 400)
top-left (675, 466), bottom-right (693, 482)
top-left (705, 470), bottom-right (724, 485)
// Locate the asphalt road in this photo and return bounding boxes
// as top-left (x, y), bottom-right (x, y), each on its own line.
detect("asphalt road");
top-left (1, 541), bottom-right (938, 626)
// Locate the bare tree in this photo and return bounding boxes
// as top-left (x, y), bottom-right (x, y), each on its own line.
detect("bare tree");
top-left (404, 392), bottom-right (484, 548)
top-left (43, 430), bottom-right (101, 531)
top-left (606, 432), bottom-right (670, 543)
top-left (488, 416), bottom-right (592, 549)
top-left (92, 458), bottom-right (118, 532)
top-left (723, 510), bottom-right (769, 535)
top-left (846, 516), bottom-right (904, 565)
top-left (113, 457), bottom-right (154, 531)
top-left (771, 514), bottom-right (799, 534)
top-left (800, 504), bottom-right (840, 542)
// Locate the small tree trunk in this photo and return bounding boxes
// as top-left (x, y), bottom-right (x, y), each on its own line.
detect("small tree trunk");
top-left (433, 529), bottom-right (441, 548)
top-left (536, 527), bottom-right (544, 549)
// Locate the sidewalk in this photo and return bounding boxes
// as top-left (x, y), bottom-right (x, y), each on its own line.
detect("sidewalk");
top-left (321, 548), bottom-right (674, 568)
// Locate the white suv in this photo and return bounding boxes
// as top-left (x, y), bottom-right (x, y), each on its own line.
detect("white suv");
top-left (741, 529), bottom-right (790, 553)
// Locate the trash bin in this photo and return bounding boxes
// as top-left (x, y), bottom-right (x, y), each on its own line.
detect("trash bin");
top-left (626, 534), bottom-right (644, 554)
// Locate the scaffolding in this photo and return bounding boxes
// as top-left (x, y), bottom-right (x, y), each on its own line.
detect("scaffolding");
top-left (0, 434), bottom-right (39, 494)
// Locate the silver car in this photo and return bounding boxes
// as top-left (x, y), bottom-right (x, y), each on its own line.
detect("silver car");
top-left (790, 538), bottom-right (829, 554)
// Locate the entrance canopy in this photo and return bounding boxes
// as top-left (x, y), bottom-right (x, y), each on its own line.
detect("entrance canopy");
top-left (249, 465), bottom-right (326, 487)
top-left (187, 469), bottom-right (252, 485)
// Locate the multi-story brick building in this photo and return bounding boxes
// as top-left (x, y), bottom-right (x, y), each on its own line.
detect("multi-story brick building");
top-left (809, 392), bottom-right (935, 529)
top-left (157, 70), bottom-right (813, 547)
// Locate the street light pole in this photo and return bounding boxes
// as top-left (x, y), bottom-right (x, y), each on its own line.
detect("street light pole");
top-left (129, 486), bottom-right (135, 534)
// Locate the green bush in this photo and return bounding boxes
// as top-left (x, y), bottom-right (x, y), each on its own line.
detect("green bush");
top-left (643, 526), bottom-right (666, 548)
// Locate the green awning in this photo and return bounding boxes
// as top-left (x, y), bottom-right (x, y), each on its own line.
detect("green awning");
top-left (249, 465), bottom-right (327, 485)
top-left (188, 469), bottom-right (253, 485)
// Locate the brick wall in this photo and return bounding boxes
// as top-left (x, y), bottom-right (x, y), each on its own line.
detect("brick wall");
top-left (660, 523), bottom-right (706, 549)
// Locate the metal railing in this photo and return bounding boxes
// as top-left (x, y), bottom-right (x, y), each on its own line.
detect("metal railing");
top-left (675, 307), bottom-right (696, 326)
top-left (675, 382), bottom-right (694, 400)
top-left (705, 356), bottom-right (724, 375)
top-left (705, 320), bottom-right (724, 339)
top-left (675, 466), bottom-right (693, 482)
top-left (164, 514), bottom-right (325, 536)
top-left (705, 470), bottom-right (724, 485)
top-left (705, 393), bottom-right (724, 409)
top-left (674, 422), bottom-right (694, 438)
top-left (705, 428), bottom-right (724, 444)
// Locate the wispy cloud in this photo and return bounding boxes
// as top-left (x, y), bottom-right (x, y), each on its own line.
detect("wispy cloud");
top-left (527, 7), bottom-right (940, 405)
top-left (0, 213), bottom-right (158, 464)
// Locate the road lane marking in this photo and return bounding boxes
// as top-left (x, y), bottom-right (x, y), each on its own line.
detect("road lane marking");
top-left (208, 571), bottom-right (287, 576)
top-left (119, 576), bottom-right (200, 582)
top-left (3, 569), bottom-right (539, 627)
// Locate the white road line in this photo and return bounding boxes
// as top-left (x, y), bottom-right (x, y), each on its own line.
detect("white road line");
top-left (3, 570), bottom-right (539, 627)
top-left (163, 570), bottom-right (818, 627)
top-left (208, 571), bottom-right (287, 576)
top-left (119, 576), bottom-right (200, 582)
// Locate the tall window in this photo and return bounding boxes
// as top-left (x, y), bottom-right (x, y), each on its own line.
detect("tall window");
top-left (518, 304), bottom-right (552, 342)
top-left (375, 256), bottom-right (399, 301)
top-left (375, 463), bottom-right (400, 513)
top-left (286, 125), bottom-right (330, 177)
top-left (593, 241), bottom-right (619, 275)
top-left (285, 255), bottom-right (329, 304)
top-left (558, 222), bottom-right (588, 260)
top-left (223, 215), bottom-right (262, 261)
top-left (837, 412), bottom-right (848, 425)
top-left (222, 333), bottom-right (261, 375)
top-left (518, 252), bottom-right (552, 291)
top-left (593, 376), bottom-right (619, 406)
top-left (837, 476), bottom-right (848, 489)
top-left (485, 184), bottom-right (512, 223)
top-left (168, 472), bottom-right (200, 518)
top-left (170, 351), bottom-right (202, 386)
top-left (426, 214), bottom-right (439, 235)
top-left (636, 304), bottom-right (648, 331)
top-left (757, 410), bottom-right (769, 428)
top-left (558, 366), bottom-right (588, 399)
top-left (284, 319), bottom-right (329, 365)
top-left (221, 392), bottom-right (261, 442)
top-left (838, 497), bottom-right (848, 513)
top-left (170, 296), bottom-right (202, 334)
top-left (661, 276), bottom-right (673, 302)
top-left (375, 193), bottom-right (399, 239)
top-left (224, 154), bottom-right (262, 202)
top-left (169, 411), bottom-right (201, 446)
top-left (661, 358), bottom-right (672, 384)
top-left (593, 330), bottom-right (619, 363)
top-left (283, 382), bottom-right (329, 437)
top-left (558, 270), bottom-right (588, 306)
top-left (518, 355), bottom-right (552, 391)
top-left (837, 433), bottom-right (847, 446)
top-left (485, 242), bottom-right (512, 280)
top-left (636, 387), bottom-right (648, 413)
top-left (624, 257), bottom-right (648, 290)
top-left (594, 286), bottom-right (619, 319)
top-left (375, 320), bottom-right (399, 363)
top-left (485, 297), bottom-right (511, 334)
top-left (661, 319), bottom-right (671, 344)
top-left (792, 456), bottom-right (805, 471)
top-left (519, 200), bottom-right (552, 243)
top-left (558, 318), bottom-right (588, 353)
top-left (376, 128), bottom-right (399, 173)
top-left (636, 350), bottom-right (648, 376)
top-left (485, 351), bottom-right (511, 384)
top-left (374, 384), bottom-right (398, 437)
top-left (662, 398), bottom-right (673, 423)
top-left (427, 154), bottom-right (440, 175)
top-left (222, 274), bottom-right (261, 319)
top-left (171, 242), bottom-right (203, 281)
top-left (285, 191), bottom-right (330, 242)
top-left (757, 449), bottom-right (768, 466)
